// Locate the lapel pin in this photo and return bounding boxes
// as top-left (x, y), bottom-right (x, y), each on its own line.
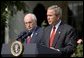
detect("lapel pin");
top-left (35, 33), bottom-right (38, 35)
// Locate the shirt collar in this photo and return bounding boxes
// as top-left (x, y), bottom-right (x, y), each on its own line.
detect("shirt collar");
top-left (54, 20), bottom-right (61, 31)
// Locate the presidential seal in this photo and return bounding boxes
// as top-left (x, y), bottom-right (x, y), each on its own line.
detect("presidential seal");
top-left (11, 41), bottom-right (23, 56)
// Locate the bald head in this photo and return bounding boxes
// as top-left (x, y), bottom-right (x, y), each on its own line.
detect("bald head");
top-left (24, 13), bottom-right (37, 31)
top-left (24, 13), bottom-right (37, 22)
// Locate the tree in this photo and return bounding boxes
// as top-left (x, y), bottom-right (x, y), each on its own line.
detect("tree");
top-left (1, 1), bottom-right (27, 44)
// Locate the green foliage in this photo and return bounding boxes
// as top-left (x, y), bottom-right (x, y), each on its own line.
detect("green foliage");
top-left (1, 1), bottom-right (26, 27)
top-left (71, 43), bottom-right (83, 57)
top-left (1, 1), bottom-right (27, 43)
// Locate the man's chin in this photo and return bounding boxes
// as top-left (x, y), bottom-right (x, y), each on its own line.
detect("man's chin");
top-left (49, 23), bottom-right (53, 25)
top-left (28, 29), bottom-right (32, 31)
top-left (27, 28), bottom-right (32, 31)
top-left (49, 23), bottom-right (52, 25)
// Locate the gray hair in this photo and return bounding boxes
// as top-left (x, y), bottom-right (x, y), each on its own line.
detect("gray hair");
top-left (48, 5), bottom-right (62, 18)
top-left (25, 13), bottom-right (37, 22)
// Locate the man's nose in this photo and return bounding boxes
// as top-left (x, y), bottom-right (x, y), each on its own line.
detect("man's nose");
top-left (27, 23), bottom-right (30, 27)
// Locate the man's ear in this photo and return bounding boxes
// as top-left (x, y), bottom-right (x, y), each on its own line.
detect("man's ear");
top-left (56, 15), bottom-right (60, 20)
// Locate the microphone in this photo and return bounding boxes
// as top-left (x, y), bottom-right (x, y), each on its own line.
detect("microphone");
top-left (16, 31), bottom-right (27, 40)
top-left (21, 30), bottom-right (32, 40)
top-left (16, 30), bottom-right (32, 41)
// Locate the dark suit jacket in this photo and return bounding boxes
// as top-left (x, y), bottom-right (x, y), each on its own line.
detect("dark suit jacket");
top-left (41, 22), bottom-right (77, 57)
top-left (17, 26), bottom-right (43, 44)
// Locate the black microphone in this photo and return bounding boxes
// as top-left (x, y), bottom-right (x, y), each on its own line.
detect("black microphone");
top-left (16, 30), bottom-right (32, 41)
top-left (21, 30), bottom-right (32, 40)
top-left (16, 31), bottom-right (27, 40)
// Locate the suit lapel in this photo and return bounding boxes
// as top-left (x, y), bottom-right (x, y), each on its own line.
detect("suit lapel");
top-left (30, 27), bottom-right (39, 43)
top-left (52, 28), bottom-right (61, 48)
top-left (31, 32), bottom-right (38, 43)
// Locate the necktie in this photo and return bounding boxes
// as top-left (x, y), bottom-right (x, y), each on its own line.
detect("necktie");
top-left (26, 36), bottom-right (31, 44)
top-left (49, 26), bottom-right (56, 47)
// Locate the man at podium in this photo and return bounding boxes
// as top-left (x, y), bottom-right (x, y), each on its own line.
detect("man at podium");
top-left (41, 5), bottom-right (78, 57)
top-left (1, 13), bottom-right (44, 57)
top-left (15, 13), bottom-right (61, 57)
top-left (16, 13), bottom-right (43, 44)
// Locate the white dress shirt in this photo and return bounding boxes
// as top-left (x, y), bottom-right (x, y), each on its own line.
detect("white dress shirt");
top-left (50, 20), bottom-right (61, 38)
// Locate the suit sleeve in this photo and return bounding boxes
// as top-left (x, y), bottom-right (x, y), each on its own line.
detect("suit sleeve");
top-left (59, 28), bottom-right (78, 56)
top-left (39, 28), bottom-right (46, 46)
